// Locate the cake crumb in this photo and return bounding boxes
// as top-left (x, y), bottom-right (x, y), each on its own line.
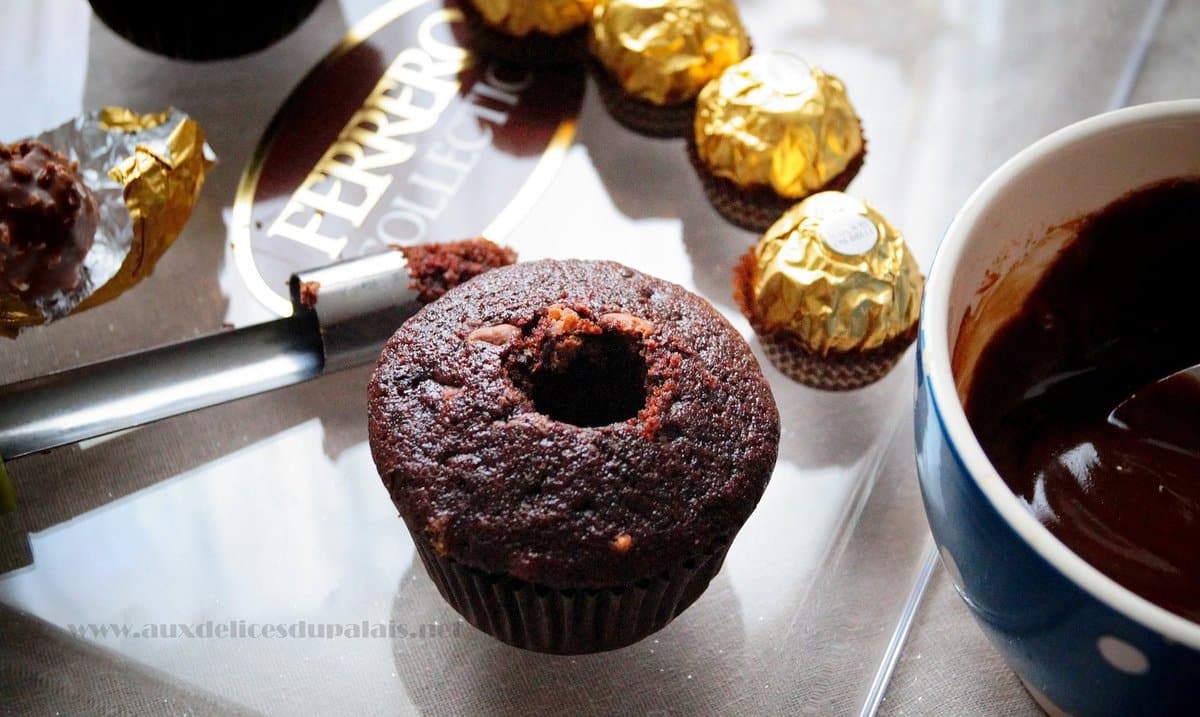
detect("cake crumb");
top-left (298, 280), bottom-right (320, 309)
top-left (399, 238), bottom-right (517, 304)
top-left (427, 516), bottom-right (451, 556)
top-left (611, 533), bottom-right (634, 553)
top-left (599, 312), bottom-right (654, 337)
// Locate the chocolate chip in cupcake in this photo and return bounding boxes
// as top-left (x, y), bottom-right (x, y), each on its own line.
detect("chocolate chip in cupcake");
top-left (588, 0), bottom-right (751, 138)
top-left (0, 141), bottom-right (98, 304)
top-left (369, 259), bottom-right (779, 653)
top-left (690, 52), bottom-right (866, 232)
top-left (733, 191), bottom-right (922, 390)
top-left (461, 0), bottom-right (597, 66)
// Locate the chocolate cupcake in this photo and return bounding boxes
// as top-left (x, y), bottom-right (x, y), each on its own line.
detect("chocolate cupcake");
top-left (588, 0), bottom-right (750, 138)
top-left (0, 141), bottom-right (98, 304)
top-left (461, 0), bottom-right (597, 66)
top-left (369, 259), bottom-right (779, 654)
top-left (733, 192), bottom-right (922, 390)
top-left (88, 0), bottom-right (322, 61)
top-left (690, 53), bottom-right (866, 232)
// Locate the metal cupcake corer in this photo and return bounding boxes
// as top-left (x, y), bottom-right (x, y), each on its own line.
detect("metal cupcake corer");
top-left (0, 251), bottom-right (423, 460)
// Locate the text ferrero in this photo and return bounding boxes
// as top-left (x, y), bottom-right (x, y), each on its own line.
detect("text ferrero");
top-left (269, 8), bottom-right (534, 258)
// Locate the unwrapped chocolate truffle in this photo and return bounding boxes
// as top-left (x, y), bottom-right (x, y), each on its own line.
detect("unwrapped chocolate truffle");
top-left (733, 191), bottom-right (922, 390)
top-left (0, 141), bottom-right (99, 304)
top-left (690, 53), bottom-right (865, 232)
top-left (462, 0), bottom-right (597, 65)
top-left (2, 107), bottom-right (214, 339)
top-left (588, 0), bottom-right (751, 137)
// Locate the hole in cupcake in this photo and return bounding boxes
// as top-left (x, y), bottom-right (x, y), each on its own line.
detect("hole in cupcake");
top-left (513, 307), bottom-right (651, 427)
top-left (529, 331), bottom-right (648, 426)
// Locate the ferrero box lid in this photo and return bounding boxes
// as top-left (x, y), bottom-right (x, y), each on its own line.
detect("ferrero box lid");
top-left (231, 0), bottom-right (584, 318)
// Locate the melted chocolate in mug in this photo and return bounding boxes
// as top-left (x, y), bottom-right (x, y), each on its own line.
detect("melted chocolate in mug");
top-left (965, 177), bottom-right (1200, 623)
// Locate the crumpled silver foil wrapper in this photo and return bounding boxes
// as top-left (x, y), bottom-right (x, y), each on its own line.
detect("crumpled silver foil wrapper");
top-left (3, 107), bottom-right (214, 336)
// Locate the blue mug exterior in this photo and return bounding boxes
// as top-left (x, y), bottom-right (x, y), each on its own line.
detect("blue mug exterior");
top-left (915, 330), bottom-right (1200, 715)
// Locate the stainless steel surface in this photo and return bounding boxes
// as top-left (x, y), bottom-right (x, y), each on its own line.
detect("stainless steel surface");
top-left (0, 250), bottom-right (425, 459)
top-left (290, 252), bottom-right (421, 373)
top-left (0, 314), bottom-right (323, 459)
top-left (1109, 363), bottom-right (1200, 430)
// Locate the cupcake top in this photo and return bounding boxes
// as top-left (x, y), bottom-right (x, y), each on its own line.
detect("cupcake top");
top-left (87, 0), bottom-right (324, 61)
top-left (695, 53), bottom-right (863, 198)
top-left (369, 259), bottom-right (779, 588)
top-left (0, 141), bottom-right (98, 303)
top-left (469, 0), bottom-right (597, 37)
top-left (735, 192), bottom-right (922, 354)
top-left (589, 0), bottom-right (751, 106)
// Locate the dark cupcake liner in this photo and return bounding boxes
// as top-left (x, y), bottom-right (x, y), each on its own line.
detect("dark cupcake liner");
top-left (413, 536), bottom-right (730, 654)
top-left (460, 0), bottom-right (588, 67)
top-left (756, 326), bottom-right (916, 390)
top-left (686, 127), bottom-right (867, 233)
top-left (588, 58), bottom-right (696, 139)
top-left (88, 0), bottom-right (322, 61)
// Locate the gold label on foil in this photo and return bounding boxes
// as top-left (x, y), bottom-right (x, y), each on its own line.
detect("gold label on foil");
top-left (816, 212), bottom-right (878, 256)
top-left (694, 53), bottom-right (863, 197)
top-left (588, 0), bottom-right (750, 106)
top-left (470, 0), bottom-right (595, 36)
top-left (750, 192), bottom-right (922, 354)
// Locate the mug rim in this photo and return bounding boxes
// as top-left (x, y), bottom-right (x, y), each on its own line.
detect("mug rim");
top-left (920, 98), bottom-right (1200, 649)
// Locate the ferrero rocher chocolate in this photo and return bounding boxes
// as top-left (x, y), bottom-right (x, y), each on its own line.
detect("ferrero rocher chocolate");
top-left (469, 0), bottom-right (596, 37)
top-left (589, 0), bottom-right (750, 106)
top-left (0, 141), bottom-right (99, 305)
top-left (745, 191), bottom-right (922, 355)
top-left (694, 53), bottom-right (863, 197)
top-left (0, 107), bottom-right (214, 338)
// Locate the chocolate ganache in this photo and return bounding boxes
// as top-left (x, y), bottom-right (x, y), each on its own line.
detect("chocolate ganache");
top-left (965, 177), bottom-right (1200, 623)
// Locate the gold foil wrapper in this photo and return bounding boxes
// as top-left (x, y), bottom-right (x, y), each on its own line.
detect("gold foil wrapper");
top-left (695, 53), bottom-right (863, 197)
top-left (589, 0), bottom-right (750, 106)
top-left (97, 107), bottom-right (170, 133)
top-left (0, 293), bottom-right (41, 337)
top-left (1, 107), bottom-right (215, 338)
top-left (0, 454), bottom-right (13, 514)
top-left (470, 0), bottom-right (596, 37)
top-left (82, 111), bottom-right (213, 310)
top-left (748, 192), bottom-right (922, 354)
